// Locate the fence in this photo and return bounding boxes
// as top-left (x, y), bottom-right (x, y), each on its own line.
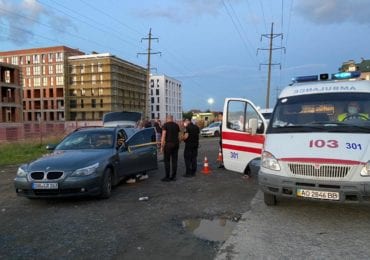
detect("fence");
top-left (0, 121), bottom-right (102, 144)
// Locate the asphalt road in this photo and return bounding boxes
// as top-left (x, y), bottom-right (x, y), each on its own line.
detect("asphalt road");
top-left (216, 186), bottom-right (370, 259)
top-left (0, 137), bottom-right (259, 260)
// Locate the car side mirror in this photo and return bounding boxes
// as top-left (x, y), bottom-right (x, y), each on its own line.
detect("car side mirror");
top-left (249, 118), bottom-right (258, 135)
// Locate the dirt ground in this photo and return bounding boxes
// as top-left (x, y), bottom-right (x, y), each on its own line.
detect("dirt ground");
top-left (0, 138), bottom-right (259, 260)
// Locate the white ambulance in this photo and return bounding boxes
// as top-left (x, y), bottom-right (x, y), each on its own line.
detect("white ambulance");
top-left (222, 72), bottom-right (370, 205)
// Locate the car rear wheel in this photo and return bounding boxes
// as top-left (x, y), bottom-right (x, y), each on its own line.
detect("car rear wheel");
top-left (214, 131), bottom-right (220, 137)
top-left (99, 168), bottom-right (112, 199)
top-left (263, 192), bottom-right (277, 206)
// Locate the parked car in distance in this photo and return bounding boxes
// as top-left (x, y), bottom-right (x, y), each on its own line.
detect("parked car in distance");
top-left (259, 108), bottom-right (273, 125)
top-left (14, 125), bottom-right (158, 199)
top-left (200, 121), bottom-right (221, 137)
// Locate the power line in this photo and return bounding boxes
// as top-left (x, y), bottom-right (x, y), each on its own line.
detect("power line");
top-left (78, 0), bottom-right (145, 36)
top-left (258, 0), bottom-right (268, 33)
top-left (222, 0), bottom-right (257, 64)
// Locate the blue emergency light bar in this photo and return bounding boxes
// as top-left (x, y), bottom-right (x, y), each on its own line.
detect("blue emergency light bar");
top-left (292, 71), bottom-right (361, 83)
top-left (292, 75), bottom-right (318, 83)
top-left (332, 71), bottom-right (361, 80)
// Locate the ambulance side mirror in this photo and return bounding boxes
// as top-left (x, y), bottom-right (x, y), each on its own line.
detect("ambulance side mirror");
top-left (249, 118), bottom-right (258, 135)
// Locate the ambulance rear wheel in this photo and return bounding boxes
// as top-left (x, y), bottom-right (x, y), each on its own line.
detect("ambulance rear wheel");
top-left (264, 192), bottom-right (277, 206)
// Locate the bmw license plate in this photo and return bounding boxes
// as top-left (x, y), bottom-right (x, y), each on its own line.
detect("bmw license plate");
top-left (297, 188), bottom-right (339, 201)
top-left (32, 182), bottom-right (58, 189)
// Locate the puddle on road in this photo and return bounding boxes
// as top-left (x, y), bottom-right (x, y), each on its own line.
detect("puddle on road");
top-left (182, 218), bottom-right (237, 242)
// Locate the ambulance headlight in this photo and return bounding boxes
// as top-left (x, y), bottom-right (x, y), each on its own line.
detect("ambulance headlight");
top-left (360, 161), bottom-right (370, 176)
top-left (261, 151), bottom-right (281, 171)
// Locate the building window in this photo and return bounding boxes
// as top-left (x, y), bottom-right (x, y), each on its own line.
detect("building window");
top-left (50, 77), bottom-right (54, 86)
top-left (41, 54), bottom-right (46, 63)
top-left (92, 75), bottom-right (96, 84)
top-left (28, 78), bottom-right (31, 87)
top-left (19, 56), bottom-right (23, 65)
top-left (33, 54), bottom-right (40, 64)
top-left (43, 77), bottom-right (47, 86)
top-left (81, 76), bottom-right (84, 85)
top-left (49, 65), bottom-right (54, 74)
top-left (100, 99), bottom-right (103, 108)
top-left (151, 97), bottom-right (154, 103)
top-left (91, 88), bottom-right (95, 96)
top-left (72, 76), bottom-right (77, 85)
top-left (72, 65), bottom-right (76, 73)
top-left (33, 66), bottom-right (41, 75)
top-left (91, 63), bottom-right (95, 72)
top-left (98, 63), bottom-right (103, 72)
top-left (56, 52), bottom-right (63, 62)
top-left (157, 97), bottom-right (160, 103)
top-left (56, 64), bottom-right (63, 74)
top-left (150, 80), bottom-right (154, 88)
top-left (26, 67), bottom-right (31, 76)
top-left (70, 100), bottom-right (77, 108)
top-left (56, 76), bottom-right (64, 85)
top-left (11, 56), bottom-right (18, 65)
top-left (100, 74), bottom-right (103, 83)
top-left (156, 105), bottom-right (159, 111)
top-left (92, 99), bottom-right (96, 108)
top-left (98, 88), bottom-right (103, 96)
top-left (81, 88), bottom-right (86, 96)
top-left (81, 99), bottom-right (84, 108)
top-left (42, 66), bottom-right (46, 75)
top-left (155, 89), bottom-right (159, 95)
top-left (48, 53), bottom-right (54, 62)
top-left (81, 64), bottom-right (85, 73)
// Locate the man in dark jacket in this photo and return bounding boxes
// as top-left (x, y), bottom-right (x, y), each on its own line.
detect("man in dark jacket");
top-left (182, 118), bottom-right (200, 177)
top-left (161, 115), bottom-right (180, 181)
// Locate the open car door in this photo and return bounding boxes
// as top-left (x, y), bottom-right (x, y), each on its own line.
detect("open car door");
top-left (222, 98), bottom-right (267, 173)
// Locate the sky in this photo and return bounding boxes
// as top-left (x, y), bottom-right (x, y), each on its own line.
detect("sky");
top-left (1, 0), bottom-right (370, 111)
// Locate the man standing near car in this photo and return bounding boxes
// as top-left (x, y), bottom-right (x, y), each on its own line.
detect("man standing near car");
top-left (182, 118), bottom-right (200, 177)
top-left (161, 115), bottom-right (180, 181)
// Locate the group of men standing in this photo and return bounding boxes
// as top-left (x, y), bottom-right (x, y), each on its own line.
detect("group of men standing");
top-left (160, 115), bottom-right (200, 181)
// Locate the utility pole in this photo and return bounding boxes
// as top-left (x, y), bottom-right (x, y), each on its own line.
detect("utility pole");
top-left (257, 23), bottom-right (285, 108)
top-left (137, 28), bottom-right (161, 119)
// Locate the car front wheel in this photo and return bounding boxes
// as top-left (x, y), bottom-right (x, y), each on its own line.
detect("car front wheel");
top-left (99, 168), bottom-right (113, 199)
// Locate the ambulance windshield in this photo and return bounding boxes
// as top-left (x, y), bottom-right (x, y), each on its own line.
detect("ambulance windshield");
top-left (268, 93), bottom-right (370, 133)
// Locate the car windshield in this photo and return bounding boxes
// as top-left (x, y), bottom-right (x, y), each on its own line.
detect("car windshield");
top-left (208, 122), bottom-right (220, 128)
top-left (56, 130), bottom-right (114, 150)
top-left (268, 92), bottom-right (370, 133)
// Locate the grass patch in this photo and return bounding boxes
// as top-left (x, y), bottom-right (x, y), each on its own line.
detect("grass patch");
top-left (0, 139), bottom-right (60, 166)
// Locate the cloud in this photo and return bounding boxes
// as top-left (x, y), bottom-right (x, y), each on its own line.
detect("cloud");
top-left (0, 0), bottom-right (74, 45)
top-left (136, 0), bottom-right (241, 23)
top-left (295, 0), bottom-right (370, 25)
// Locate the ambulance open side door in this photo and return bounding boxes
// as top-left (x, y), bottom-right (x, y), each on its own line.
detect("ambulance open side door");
top-left (222, 98), bottom-right (267, 173)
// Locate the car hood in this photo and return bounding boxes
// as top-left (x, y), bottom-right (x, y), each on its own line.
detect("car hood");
top-left (26, 149), bottom-right (113, 172)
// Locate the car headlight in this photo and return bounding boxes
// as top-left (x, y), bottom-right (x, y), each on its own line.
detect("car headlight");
top-left (360, 161), bottom-right (370, 177)
top-left (71, 162), bottom-right (100, 177)
top-left (261, 151), bottom-right (281, 171)
top-left (16, 166), bottom-right (28, 177)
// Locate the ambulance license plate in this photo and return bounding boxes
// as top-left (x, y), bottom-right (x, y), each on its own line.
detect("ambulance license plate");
top-left (297, 189), bottom-right (339, 201)
top-left (32, 182), bottom-right (58, 189)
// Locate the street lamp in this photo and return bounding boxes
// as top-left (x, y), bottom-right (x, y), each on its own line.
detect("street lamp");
top-left (207, 98), bottom-right (214, 112)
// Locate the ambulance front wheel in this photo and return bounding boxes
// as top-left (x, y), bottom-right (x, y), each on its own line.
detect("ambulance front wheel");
top-left (263, 192), bottom-right (277, 206)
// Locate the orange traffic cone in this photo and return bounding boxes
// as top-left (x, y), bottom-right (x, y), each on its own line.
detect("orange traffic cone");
top-left (201, 156), bottom-right (212, 174)
top-left (216, 148), bottom-right (223, 162)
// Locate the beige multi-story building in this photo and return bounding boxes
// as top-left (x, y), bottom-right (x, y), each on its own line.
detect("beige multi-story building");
top-left (0, 63), bottom-right (22, 123)
top-left (0, 46), bottom-right (84, 122)
top-left (68, 53), bottom-right (147, 121)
